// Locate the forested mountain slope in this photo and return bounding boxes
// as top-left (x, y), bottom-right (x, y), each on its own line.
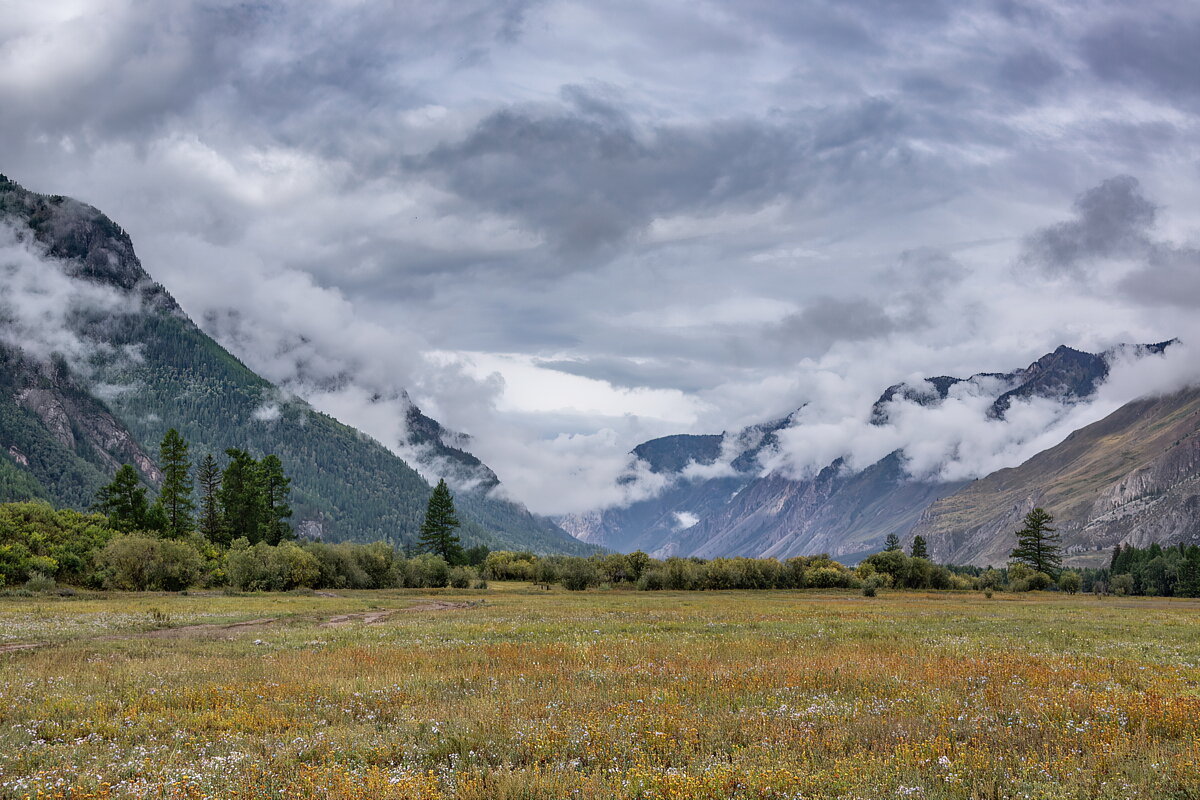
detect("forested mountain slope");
top-left (0, 174), bottom-right (592, 554)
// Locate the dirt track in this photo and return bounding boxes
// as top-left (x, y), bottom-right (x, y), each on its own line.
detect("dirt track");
top-left (0, 599), bottom-right (481, 652)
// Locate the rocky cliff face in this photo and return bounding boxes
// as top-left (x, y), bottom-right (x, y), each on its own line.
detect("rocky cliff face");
top-left (910, 388), bottom-right (1200, 566)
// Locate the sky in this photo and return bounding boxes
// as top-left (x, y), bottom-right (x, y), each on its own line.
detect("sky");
top-left (1, 0), bottom-right (1199, 515)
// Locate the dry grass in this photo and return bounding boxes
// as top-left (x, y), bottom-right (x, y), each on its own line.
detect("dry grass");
top-left (1, 586), bottom-right (1198, 799)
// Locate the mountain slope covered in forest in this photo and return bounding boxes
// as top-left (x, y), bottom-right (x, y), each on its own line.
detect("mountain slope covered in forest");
top-left (0, 174), bottom-right (592, 554)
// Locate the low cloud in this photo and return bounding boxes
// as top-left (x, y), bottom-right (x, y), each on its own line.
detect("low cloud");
top-left (0, 221), bottom-right (142, 372)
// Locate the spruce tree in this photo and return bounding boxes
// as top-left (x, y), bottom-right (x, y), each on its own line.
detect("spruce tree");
top-left (884, 532), bottom-right (901, 552)
top-left (910, 535), bottom-right (928, 559)
top-left (260, 454), bottom-right (293, 545)
top-left (419, 478), bottom-right (464, 564)
top-left (196, 453), bottom-right (225, 545)
top-left (1009, 507), bottom-right (1062, 576)
top-left (221, 448), bottom-right (265, 543)
top-left (155, 428), bottom-right (194, 538)
top-left (94, 465), bottom-right (150, 532)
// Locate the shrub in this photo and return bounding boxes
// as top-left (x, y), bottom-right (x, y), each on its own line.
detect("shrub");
top-left (24, 571), bottom-right (56, 593)
top-left (637, 569), bottom-right (666, 591)
top-left (448, 566), bottom-right (475, 589)
top-left (1058, 570), bottom-right (1081, 595)
top-left (94, 535), bottom-right (204, 591)
top-left (1027, 571), bottom-right (1054, 591)
top-left (983, 588), bottom-right (994, 599)
top-left (1111, 573), bottom-right (1134, 596)
top-left (403, 554), bottom-right (450, 588)
top-left (862, 575), bottom-right (883, 597)
top-left (473, 579), bottom-right (488, 590)
top-left (561, 558), bottom-right (599, 591)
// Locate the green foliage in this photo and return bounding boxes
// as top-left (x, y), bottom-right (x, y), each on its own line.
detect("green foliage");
top-left (448, 566), bottom-right (476, 589)
top-left (94, 534), bottom-right (205, 591)
top-left (884, 532), bottom-right (901, 552)
top-left (1058, 570), bottom-right (1081, 594)
top-left (226, 540), bottom-right (319, 592)
top-left (403, 553), bottom-right (450, 588)
top-left (156, 429), bottom-right (194, 538)
top-left (24, 572), bottom-right (57, 593)
top-left (1009, 507), bottom-right (1062, 577)
top-left (561, 559), bottom-right (600, 591)
top-left (221, 449), bottom-right (265, 543)
top-left (419, 479), bottom-right (464, 564)
top-left (196, 453), bottom-right (224, 544)
top-left (93, 465), bottom-right (151, 533)
top-left (1081, 541), bottom-right (1200, 598)
top-left (910, 535), bottom-right (928, 559)
top-left (0, 501), bottom-right (116, 585)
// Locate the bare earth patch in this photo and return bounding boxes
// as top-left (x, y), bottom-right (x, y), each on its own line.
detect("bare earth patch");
top-left (320, 600), bottom-right (477, 628)
top-left (0, 641), bottom-right (48, 654)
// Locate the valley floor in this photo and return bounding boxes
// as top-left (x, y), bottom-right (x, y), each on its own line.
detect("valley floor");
top-left (1, 586), bottom-right (1197, 799)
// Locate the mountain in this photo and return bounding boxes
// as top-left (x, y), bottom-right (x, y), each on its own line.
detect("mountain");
top-left (909, 387), bottom-right (1200, 567)
top-left (564, 343), bottom-right (1174, 561)
top-left (0, 174), bottom-right (593, 555)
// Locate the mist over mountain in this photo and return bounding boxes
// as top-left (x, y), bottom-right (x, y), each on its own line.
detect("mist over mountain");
top-left (560, 340), bottom-right (1194, 561)
top-left (0, 174), bottom-right (593, 555)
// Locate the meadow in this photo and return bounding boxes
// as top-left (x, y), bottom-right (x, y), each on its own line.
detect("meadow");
top-left (0, 586), bottom-right (1197, 800)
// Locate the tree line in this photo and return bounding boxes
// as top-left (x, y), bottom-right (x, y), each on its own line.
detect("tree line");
top-left (93, 429), bottom-right (294, 545)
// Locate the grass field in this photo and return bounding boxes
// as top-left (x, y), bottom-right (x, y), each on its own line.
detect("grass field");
top-left (1, 586), bottom-right (1198, 800)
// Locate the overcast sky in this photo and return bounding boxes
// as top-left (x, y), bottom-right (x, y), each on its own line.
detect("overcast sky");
top-left (2, 0), bottom-right (1199, 514)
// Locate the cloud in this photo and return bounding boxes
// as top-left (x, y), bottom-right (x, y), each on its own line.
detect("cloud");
top-left (3, 1), bottom-right (1200, 519)
top-left (1082, 14), bottom-right (1200, 105)
top-left (0, 220), bottom-right (142, 371)
top-left (1019, 175), bottom-right (1157, 278)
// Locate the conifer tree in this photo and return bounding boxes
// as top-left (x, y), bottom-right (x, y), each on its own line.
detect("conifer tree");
top-left (94, 465), bottom-right (150, 532)
top-left (884, 532), bottom-right (901, 552)
top-left (419, 478), bottom-right (464, 564)
top-left (1009, 507), bottom-right (1062, 576)
top-left (220, 448), bottom-right (265, 543)
top-left (910, 535), bottom-right (928, 559)
top-left (259, 454), bottom-right (293, 545)
top-left (155, 428), bottom-right (194, 538)
top-left (196, 453), bottom-right (225, 545)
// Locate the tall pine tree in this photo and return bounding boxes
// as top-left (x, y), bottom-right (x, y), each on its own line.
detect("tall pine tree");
top-left (419, 478), bottom-right (464, 564)
top-left (260, 454), bottom-right (293, 545)
top-left (1009, 507), bottom-right (1062, 576)
top-left (220, 448), bottom-right (265, 543)
top-left (155, 428), bottom-right (194, 538)
top-left (910, 535), bottom-right (928, 559)
top-left (196, 453), bottom-right (225, 545)
top-left (94, 465), bottom-right (150, 532)
top-left (884, 532), bottom-right (901, 552)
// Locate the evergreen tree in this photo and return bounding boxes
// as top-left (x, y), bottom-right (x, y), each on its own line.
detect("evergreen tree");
top-left (884, 532), bottom-right (901, 552)
top-left (94, 465), bottom-right (149, 532)
top-left (259, 454), bottom-right (293, 545)
top-left (154, 428), bottom-right (194, 538)
top-left (910, 535), bottom-right (928, 559)
top-left (1009, 507), bottom-right (1062, 576)
top-left (220, 448), bottom-right (265, 543)
top-left (419, 479), bottom-right (464, 564)
top-left (1110, 543), bottom-right (1122, 571)
top-left (196, 453), bottom-right (225, 545)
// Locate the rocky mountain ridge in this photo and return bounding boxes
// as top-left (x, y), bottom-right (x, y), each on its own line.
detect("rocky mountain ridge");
top-left (562, 341), bottom-right (1179, 562)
